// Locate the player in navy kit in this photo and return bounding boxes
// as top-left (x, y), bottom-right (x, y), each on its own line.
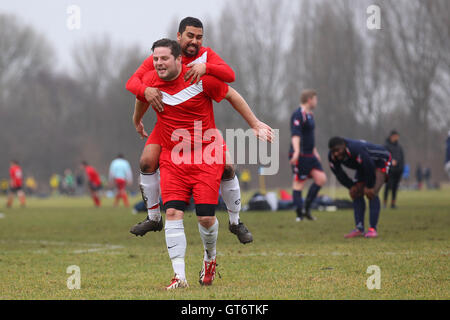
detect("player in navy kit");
top-left (289, 90), bottom-right (327, 221)
top-left (328, 137), bottom-right (391, 238)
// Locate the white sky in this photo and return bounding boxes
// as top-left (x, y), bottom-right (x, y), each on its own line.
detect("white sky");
top-left (0, 0), bottom-right (227, 72)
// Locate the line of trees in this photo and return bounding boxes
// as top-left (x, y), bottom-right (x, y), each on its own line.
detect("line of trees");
top-left (207, 0), bottom-right (449, 188)
top-left (1, 0), bottom-right (449, 191)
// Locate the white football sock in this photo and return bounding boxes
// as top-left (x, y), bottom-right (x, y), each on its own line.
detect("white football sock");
top-left (220, 175), bottom-right (241, 225)
top-left (165, 219), bottom-right (186, 280)
top-left (140, 171), bottom-right (161, 221)
top-left (198, 219), bottom-right (219, 262)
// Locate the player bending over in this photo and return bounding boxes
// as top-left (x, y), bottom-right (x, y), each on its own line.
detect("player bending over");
top-left (328, 137), bottom-right (391, 238)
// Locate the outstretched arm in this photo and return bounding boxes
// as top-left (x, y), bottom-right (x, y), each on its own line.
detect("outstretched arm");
top-left (224, 87), bottom-right (274, 143)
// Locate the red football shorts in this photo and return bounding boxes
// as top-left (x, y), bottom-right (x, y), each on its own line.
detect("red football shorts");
top-left (159, 145), bottom-right (226, 205)
top-left (115, 178), bottom-right (126, 191)
top-left (145, 122), bottom-right (162, 146)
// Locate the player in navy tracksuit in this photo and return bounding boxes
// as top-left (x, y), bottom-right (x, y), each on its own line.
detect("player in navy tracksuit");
top-left (328, 137), bottom-right (391, 238)
top-left (289, 90), bottom-right (327, 221)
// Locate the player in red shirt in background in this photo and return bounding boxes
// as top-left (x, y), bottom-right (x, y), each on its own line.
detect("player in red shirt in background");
top-left (6, 160), bottom-right (26, 208)
top-left (126, 17), bottom-right (252, 245)
top-left (81, 161), bottom-right (102, 207)
top-left (130, 39), bottom-right (273, 289)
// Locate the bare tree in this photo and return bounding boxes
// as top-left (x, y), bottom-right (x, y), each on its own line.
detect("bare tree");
top-left (209, 0), bottom-right (292, 121)
top-left (0, 14), bottom-right (53, 103)
top-left (285, 0), bottom-right (365, 149)
top-left (378, 0), bottom-right (449, 160)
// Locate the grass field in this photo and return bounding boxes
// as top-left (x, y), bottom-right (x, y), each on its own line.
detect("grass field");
top-left (0, 186), bottom-right (449, 300)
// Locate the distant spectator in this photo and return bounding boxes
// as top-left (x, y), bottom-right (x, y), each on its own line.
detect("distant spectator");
top-left (416, 164), bottom-right (423, 190)
top-left (49, 174), bottom-right (60, 194)
top-left (445, 130), bottom-right (450, 179)
top-left (402, 164), bottom-right (410, 187)
top-left (1, 179), bottom-right (9, 195)
top-left (423, 167), bottom-right (432, 189)
top-left (383, 130), bottom-right (405, 209)
top-left (109, 153), bottom-right (133, 207)
top-left (25, 176), bottom-right (38, 195)
top-left (63, 169), bottom-right (75, 195)
top-left (75, 171), bottom-right (84, 195)
top-left (240, 169), bottom-right (251, 191)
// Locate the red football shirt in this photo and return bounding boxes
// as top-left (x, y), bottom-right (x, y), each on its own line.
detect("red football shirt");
top-left (85, 166), bottom-right (101, 186)
top-left (141, 65), bottom-right (229, 152)
top-left (9, 165), bottom-right (23, 188)
top-left (126, 47), bottom-right (234, 102)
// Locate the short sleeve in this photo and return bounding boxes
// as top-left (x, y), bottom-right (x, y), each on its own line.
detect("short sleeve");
top-left (291, 112), bottom-right (303, 137)
top-left (201, 75), bottom-right (229, 103)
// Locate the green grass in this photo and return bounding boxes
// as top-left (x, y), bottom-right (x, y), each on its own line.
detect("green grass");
top-left (0, 186), bottom-right (449, 300)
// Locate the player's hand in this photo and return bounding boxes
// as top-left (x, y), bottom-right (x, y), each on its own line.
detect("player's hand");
top-left (252, 121), bottom-right (275, 143)
top-left (184, 63), bottom-right (206, 84)
top-left (364, 187), bottom-right (376, 200)
top-left (289, 152), bottom-right (300, 165)
top-left (349, 183), bottom-right (364, 200)
top-left (314, 151), bottom-right (322, 162)
top-left (134, 120), bottom-right (149, 140)
top-left (144, 87), bottom-right (164, 112)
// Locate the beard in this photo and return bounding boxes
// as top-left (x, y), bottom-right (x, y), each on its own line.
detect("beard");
top-left (182, 44), bottom-right (199, 57)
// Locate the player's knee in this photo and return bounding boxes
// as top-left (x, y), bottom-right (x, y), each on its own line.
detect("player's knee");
top-left (197, 216), bottom-right (216, 229)
top-left (196, 204), bottom-right (216, 227)
top-left (292, 180), bottom-right (304, 191)
top-left (139, 155), bottom-right (158, 173)
top-left (317, 174), bottom-right (327, 186)
top-left (166, 208), bottom-right (176, 216)
top-left (221, 164), bottom-right (235, 180)
top-left (166, 208), bottom-right (179, 219)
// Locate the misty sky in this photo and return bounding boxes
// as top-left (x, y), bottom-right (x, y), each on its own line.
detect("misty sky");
top-left (0, 0), bottom-right (227, 72)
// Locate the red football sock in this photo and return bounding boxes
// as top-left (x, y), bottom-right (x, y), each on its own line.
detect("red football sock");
top-left (122, 192), bottom-right (129, 207)
top-left (93, 195), bottom-right (101, 207)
